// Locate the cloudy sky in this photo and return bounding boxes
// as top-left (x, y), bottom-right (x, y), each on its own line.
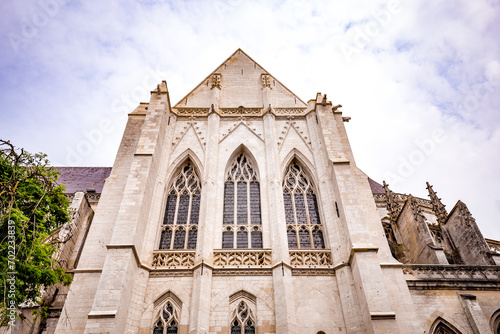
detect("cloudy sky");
top-left (1, 0), bottom-right (499, 239)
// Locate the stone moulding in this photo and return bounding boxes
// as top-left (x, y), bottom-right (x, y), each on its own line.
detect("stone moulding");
top-left (403, 264), bottom-right (500, 290)
top-left (273, 108), bottom-right (307, 115)
top-left (291, 268), bottom-right (335, 276)
top-left (174, 108), bottom-right (210, 116)
top-left (212, 268), bottom-right (273, 276)
top-left (289, 250), bottom-right (333, 267)
top-left (152, 250), bottom-right (196, 269)
top-left (213, 249), bottom-right (272, 267)
top-left (173, 107), bottom-right (309, 117)
top-left (221, 107), bottom-right (261, 115)
top-left (373, 193), bottom-right (433, 209)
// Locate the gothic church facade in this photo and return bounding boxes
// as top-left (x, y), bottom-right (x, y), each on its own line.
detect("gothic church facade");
top-left (15, 49), bottom-right (500, 334)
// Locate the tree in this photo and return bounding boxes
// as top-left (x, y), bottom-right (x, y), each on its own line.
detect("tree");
top-left (0, 140), bottom-right (72, 325)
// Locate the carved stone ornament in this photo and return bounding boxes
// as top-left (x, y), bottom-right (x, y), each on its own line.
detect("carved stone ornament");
top-left (289, 250), bottom-right (333, 266)
top-left (408, 195), bottom-right (426, 221)
top-left (152, 251), bottom-right (196, 268)
top-left (213, 250), bottom-right (272, 267)
top-left (426, 182), bottom-right (448, 225)
top-left (383, 181), bottom-right (402, 223)
top-left (211, 73), bottom-right (221, 89)
top-left (261, 73), bottom-right (272, 89)
top-left (457, 201), bottom-right (476, 227)
top-left (221, 107), bottom-right (261, 115)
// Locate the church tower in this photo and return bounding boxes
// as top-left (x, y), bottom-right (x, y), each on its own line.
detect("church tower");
top-left (49, 49), bottom-right (500, 334)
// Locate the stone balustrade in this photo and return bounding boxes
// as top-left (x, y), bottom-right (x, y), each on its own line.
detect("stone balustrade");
top-left (213, 249), bottom-right (272, 267)
top-left (403, 264), bottom-right (500, 290)
top-left (289, 250), bottom-right (333, 267)
top-left (403, 264), bottom-right (500, 280)
top-left (152, 250), bottom-right (196, 268)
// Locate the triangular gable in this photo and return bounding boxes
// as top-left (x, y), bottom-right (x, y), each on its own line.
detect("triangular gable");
top-left (173, 49), bottom-right (307, 110)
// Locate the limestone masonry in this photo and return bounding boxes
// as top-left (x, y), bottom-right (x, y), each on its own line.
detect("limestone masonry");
top-left (12, 49), bottom-right (500, 334)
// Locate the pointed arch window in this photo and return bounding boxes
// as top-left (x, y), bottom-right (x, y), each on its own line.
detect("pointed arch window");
top-left (434, 324), bottom-right (458, 334)
top-left (283, 161), bottom-right (325, 249)
top-left (430, 318), bottom-right (462, 334)
top-left (152, 301), bottom-right (180, 334)
top-left (159, 162), bottom-right (200, 250)
top-left (222, 153), bottom-right (262, 249)
top-left (230, 301), bottom-right (256, 334)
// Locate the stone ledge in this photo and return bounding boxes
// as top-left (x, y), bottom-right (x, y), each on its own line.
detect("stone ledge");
top-left (404, 264), bottom-right (500, 290)
top-left (88, 310), bottom-right (117, 319)
top-left (71, 268), bottom-right (103, 273)
top-left (370, 312), bottom-right (396, 320)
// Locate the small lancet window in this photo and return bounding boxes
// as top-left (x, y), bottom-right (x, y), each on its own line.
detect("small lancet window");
top-left (222, 153), bottom-right (262, 248)
top-left (431, 318), bottom-right (462, 334)
top-left (283, 161), bottom-right (325, 249)
top-left (153, 302), bottom-right (179, 334)
top-left (230, 301), bottom-right (256, 334)
top-left (435, 324), bottom-right (457, 334)
top-left (159, 162), bottom-right (201, 250)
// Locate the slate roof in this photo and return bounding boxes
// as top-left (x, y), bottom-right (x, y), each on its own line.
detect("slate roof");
top-left (368, 177), bottom-right (384, 194)
top-left (55, 167), bottom-right (112, 194)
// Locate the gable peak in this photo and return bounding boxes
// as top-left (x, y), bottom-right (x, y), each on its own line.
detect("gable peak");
top-left (173, 49), bottom-right (307, 114)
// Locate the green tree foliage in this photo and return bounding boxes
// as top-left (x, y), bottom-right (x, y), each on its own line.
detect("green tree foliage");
top-left (0, 140), bottom-right (72, 325)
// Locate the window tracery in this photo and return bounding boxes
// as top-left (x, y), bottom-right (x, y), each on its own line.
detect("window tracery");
top-left (230, 301), bottom-right (256, 334)
top-left (159, 162), bottom-right (200, 250)
top-left (152, 301), bottom-right (180, 334)
top-left (222, 153), bottom-right (262, 248)
top-left (283, 162), bottom-right (325, 249)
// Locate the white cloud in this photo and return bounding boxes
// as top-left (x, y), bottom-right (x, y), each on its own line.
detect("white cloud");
top-left (0, 0), bottom-right (499, 239)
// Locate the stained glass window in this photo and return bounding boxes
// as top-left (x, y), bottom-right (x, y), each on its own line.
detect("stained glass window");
top-left (283, 161), bottom-right (325, 249)
top-left (158, 162), bottom-right (201, 250)
top-left (222, 153), bottom-right (263, 248)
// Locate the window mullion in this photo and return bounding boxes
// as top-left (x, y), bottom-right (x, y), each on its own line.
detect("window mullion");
top-left (296, 229), bottom-right (300, 249)
top-left (184, 195), bottom-right (193, 249)
top-left (304, 190), bottom-right (311, 225)
top-left (246, 180), bottom-right (251, 226)
top-left (309, 227), bottom-right (314, 249)
top-left (291, 191), bottom-right (298, 225)
top-left (173, 194), bottom-right (180, 226)
top-left (233, 180), bottom-right (237, 248)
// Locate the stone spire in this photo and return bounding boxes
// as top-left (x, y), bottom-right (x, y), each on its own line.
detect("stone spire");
top-left (426, 182), bottom-right (448, 225)
top-left (383, 181), bottom-right (402, 223)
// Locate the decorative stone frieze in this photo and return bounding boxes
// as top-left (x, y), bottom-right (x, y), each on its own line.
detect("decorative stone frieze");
top-left (213, 250), bottom-right (272, 267)
top-left (273, 108), bottom-right (307, 115)
top-left (174, 108), bottom-right (210, 116)
top-left (221, 107), bottom-right (261, 115)
top-left (289, 250), bottom-right (333, 267)
top-left (151, 250), bottom-right (196, 268)
top-left (211, 73), bottom-right (221, 90)
top-left (403, 264), bottom-right (500, 281)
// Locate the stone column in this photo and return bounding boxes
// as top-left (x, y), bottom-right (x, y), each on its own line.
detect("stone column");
top-left (308, 93), bottom-right (420, 333)
top-left (262, 93), bottom-right (298, 333)
top-left (81, 82), bottom-right (171, 334)
top-left (305, 99), bottom-right (367, 333)
top-left (55, 101), bottom-right (147, 334)
top-left (188, 78), bottom-right (221, 333)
